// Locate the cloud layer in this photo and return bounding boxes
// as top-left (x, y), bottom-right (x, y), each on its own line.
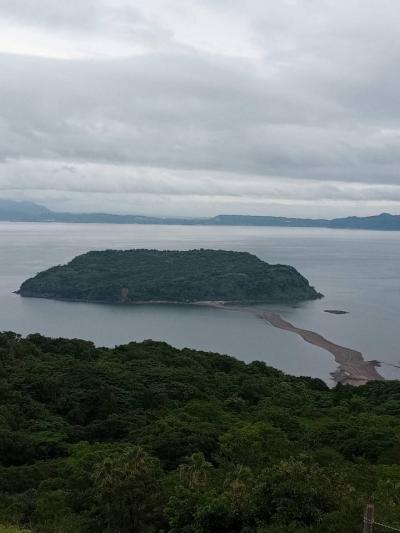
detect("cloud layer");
top-left (1, 0), bottom-right (400, 216)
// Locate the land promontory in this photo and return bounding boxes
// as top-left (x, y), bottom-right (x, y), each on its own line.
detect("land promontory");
top-left (17, 249), bottom-right (321, 304)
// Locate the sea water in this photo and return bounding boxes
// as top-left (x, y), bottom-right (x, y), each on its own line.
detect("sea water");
top-left (1, 222), bottom-right (399, 384)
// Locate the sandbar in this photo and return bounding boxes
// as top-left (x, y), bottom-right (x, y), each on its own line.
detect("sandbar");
top-left (260, 310), bottom-right (383, 386)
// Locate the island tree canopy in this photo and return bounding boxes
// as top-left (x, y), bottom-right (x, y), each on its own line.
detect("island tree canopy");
top-left (17, 249), bottom-right (321, 304)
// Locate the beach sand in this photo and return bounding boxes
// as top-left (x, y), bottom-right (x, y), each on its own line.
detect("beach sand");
top-left (260, 310), bottom-right (383, 386)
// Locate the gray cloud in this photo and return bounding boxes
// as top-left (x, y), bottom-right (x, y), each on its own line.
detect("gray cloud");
top-left (1, 0), bottom-right (400, 215)
top-left (0, 0), bottom-right (100, 28)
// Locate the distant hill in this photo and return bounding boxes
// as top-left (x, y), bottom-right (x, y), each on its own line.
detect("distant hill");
top-left (2, 198), bottom-right (400, 230)
top-left (209, 213), bottom-right (400, 230)
top-left (328, 212), bottom-right (400, 230)
top-left (0, 198), bottom-right (53, 221)
top-left (17, 248), bottom-right (322, 304)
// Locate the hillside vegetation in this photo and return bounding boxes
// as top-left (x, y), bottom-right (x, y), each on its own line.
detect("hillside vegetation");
top-left (18, 249), bottom-right (321, 304)
top-left (1, 332), bottom-right (400, 532)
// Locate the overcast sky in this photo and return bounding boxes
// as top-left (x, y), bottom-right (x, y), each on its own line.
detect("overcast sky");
top-left (1, 0), bottom-right (400, 217)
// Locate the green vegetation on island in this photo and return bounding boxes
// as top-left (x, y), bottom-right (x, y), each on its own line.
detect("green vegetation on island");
top-left (1, 331), bottom-right (400, 532)
top-left (17, 249), bottom-right (321, 304)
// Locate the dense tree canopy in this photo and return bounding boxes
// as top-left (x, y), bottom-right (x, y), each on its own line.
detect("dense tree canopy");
top-left (17, 249), bottom-right (321, 304)
top-left (1, 331), bottom-right (400, 531)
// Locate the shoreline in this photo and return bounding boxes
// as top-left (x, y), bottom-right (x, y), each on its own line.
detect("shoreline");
top-left (2, 218), bottom-right (400, 232)
top-left (259, 310), bottom-right (384, 386)
top-left (15, 294), bottom-right (317, 306)
top-left (15, 293), bottom-right (385, 386)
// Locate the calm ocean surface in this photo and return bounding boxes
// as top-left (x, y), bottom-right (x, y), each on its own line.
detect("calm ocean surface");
top-left (1, 222), bottom-right (399, 384)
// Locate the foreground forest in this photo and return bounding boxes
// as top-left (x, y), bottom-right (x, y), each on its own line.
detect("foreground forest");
top-left (1, 332), bottom-right (400, 532)
top-left (18, 249), bottom-right (321, 304)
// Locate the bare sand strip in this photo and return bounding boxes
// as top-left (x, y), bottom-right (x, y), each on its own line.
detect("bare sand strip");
top-left (259, 310), bottom-right (383, 386)
top-left (156, 302), bottom-right (385, 385)
top-left (73, 297), bottom-right (383, 386)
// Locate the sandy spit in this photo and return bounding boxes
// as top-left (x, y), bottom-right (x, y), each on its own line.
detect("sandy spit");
top-left (260, 310), bottom-right (383, 386)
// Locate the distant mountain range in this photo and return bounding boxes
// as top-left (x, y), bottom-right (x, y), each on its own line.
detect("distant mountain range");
top-left (1, 198), bottom-right (400, 230)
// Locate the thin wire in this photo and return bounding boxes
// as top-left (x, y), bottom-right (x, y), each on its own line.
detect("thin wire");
top-left (374, 522), bottom-right (400, 532)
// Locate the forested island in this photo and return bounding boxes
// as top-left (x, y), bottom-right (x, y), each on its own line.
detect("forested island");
top-left (17, 249), bottom-right (321, 304)
top-left (1, 332), bottom-right (400, 532)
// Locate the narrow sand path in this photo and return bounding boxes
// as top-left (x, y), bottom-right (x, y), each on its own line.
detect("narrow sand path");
top-left (158, 301), bottom-right (384, 386)
top-left (260, 310), bottom-right (383, 386)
